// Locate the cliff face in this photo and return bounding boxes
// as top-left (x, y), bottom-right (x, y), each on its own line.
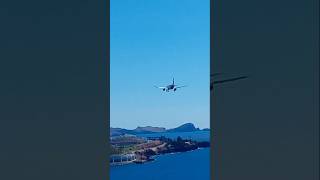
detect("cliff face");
top-left (167, 123), bottom-right (200, 132)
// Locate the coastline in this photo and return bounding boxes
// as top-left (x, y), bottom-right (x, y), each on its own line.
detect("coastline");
top-left (110, 147), bottom-right (209, 166)
top-left (110, 131), bottom-right (210, 166)
top-left (110, 136), bottom-right (210, 166)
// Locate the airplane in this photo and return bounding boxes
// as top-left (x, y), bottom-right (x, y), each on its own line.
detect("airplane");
top-left (154, 78), bottom-right (187, 92)
top-left (210, 73), bottom-right (248, 91)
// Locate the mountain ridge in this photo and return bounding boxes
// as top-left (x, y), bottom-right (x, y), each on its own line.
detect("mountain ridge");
top-left (110, 123), bottom-right (209, 137)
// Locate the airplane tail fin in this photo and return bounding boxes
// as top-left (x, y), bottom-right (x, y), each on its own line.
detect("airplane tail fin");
top-left (173, 78), bottom-right (175, 85)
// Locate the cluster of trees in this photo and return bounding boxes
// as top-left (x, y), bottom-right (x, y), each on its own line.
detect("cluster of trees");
top-left (158, 136), bottom-right (210, 153)
top-left (158, 136), bottom-right (190, 142)
top-left (144, 149), bottom-right (157, 156)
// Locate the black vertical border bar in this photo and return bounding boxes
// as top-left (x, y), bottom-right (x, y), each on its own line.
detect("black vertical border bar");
top-left (313, 0), bottom-right (319, 178)
top-left (209, 0), bottom-right (214, 180)
top-left (106, 0), bottom-right (110, 179)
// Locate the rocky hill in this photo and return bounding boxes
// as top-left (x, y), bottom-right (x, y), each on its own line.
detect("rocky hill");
top-left (110, 123), bottom-right (207, 137)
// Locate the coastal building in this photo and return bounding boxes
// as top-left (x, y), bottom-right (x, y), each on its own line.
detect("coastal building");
top-left (110, 153), bottom-right (137, 164)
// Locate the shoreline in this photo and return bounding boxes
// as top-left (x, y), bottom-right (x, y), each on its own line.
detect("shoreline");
top-left (110, 134), bottom-right (210, 166)
top-left (110, 146), bottom-right (209, 166)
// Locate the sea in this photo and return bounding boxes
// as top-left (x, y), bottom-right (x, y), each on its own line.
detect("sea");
top-left (110, 131), bottom-right (210, 180)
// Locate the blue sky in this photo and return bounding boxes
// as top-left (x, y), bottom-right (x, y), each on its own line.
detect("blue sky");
top-left (110, 0), bottom-right (210, 129)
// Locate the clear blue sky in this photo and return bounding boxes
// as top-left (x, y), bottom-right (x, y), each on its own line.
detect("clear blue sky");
top-left (110, 0), bottom-right (210, 129)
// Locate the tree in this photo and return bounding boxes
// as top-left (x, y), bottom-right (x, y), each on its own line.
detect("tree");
top-left (177, 136), bottom-right (183, 142)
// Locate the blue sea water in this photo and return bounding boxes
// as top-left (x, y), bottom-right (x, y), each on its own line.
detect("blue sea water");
top-left (110, 131), bottom-right (210, 180)
top-left (137, 130), bottom-right (210, 141)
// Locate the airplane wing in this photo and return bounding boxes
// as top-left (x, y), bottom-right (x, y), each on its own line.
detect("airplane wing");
top-left (154, 85), bottom-right (166, 89)
top-left (213, 76), bottom-right (248, 84)
top-left (175, 85), bottom-right (187, 89)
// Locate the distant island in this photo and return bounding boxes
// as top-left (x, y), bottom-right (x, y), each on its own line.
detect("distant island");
top-left (110, 123), bottom-right (209, 137)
